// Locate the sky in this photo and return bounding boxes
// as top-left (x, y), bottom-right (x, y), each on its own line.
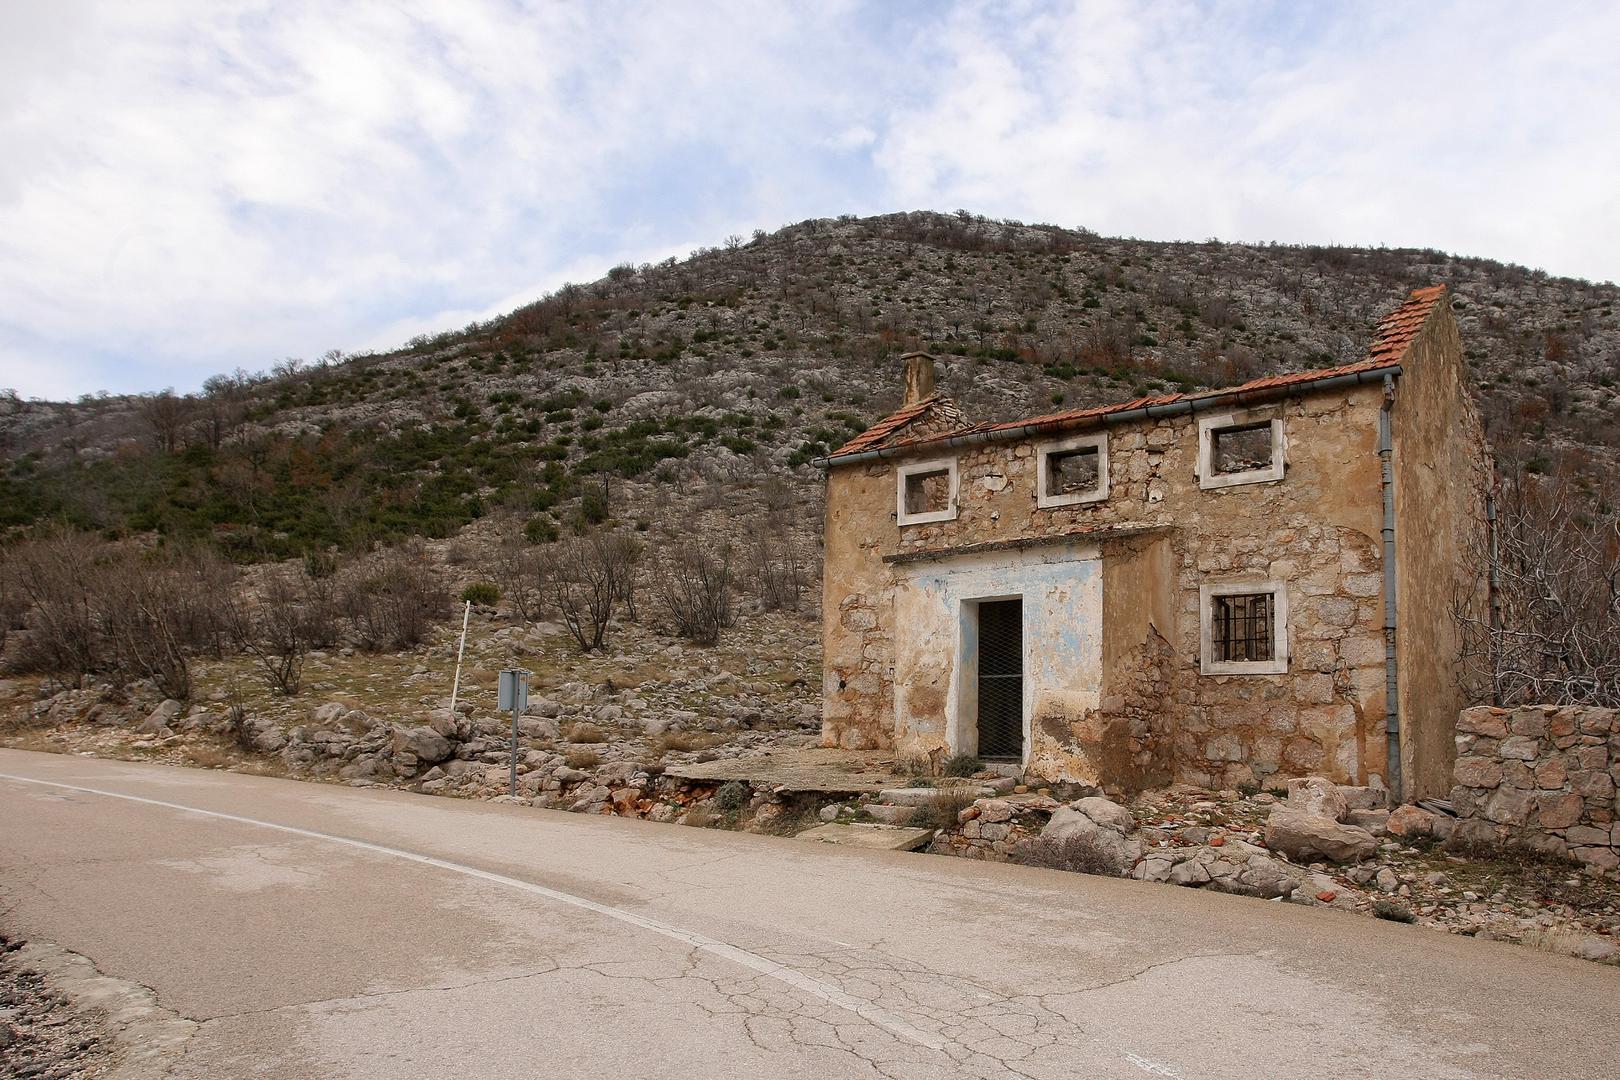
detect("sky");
top-left (2, 1), bottom-right (1616, 401)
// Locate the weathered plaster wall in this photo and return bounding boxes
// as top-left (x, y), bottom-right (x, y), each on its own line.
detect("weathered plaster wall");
top-left (892, 546), bottom-right (1103, 778)
top-left (823, 382), bottom-right (1395, 791)
top-left (1391, 305), bottom-right (1492, 800)
top-left (1451, 705), bottom-right (1619, 871)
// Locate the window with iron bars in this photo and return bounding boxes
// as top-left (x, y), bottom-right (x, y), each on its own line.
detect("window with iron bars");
top-left (1211, 592), bottom-right (1273, 663)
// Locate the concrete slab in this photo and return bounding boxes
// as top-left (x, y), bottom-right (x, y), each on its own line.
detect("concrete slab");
top-left (794, 823), bottom-right (937, 851)
top-left (664, 748), bottom-right (913, 794)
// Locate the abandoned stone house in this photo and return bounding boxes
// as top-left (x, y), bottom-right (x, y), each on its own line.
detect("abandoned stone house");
top-left (817, 285), bottom-right (1490, 803)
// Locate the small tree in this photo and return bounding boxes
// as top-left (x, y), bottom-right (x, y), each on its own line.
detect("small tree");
top-left (550, 531), bottom-right (634, 651)
top-left (227, 566), bottom-right (312, 695)
top-left (1455, 463), bottom-right (1620, 707)
top-left (654, 540), bottom-right (734, 646)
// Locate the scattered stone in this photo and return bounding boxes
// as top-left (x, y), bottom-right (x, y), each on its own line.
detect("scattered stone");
top-left (1265, 807), bottom-right (1377, 863)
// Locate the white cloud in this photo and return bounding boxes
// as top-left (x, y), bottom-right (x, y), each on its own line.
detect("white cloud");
top-left (0, 1), bottom-right (1613, 399)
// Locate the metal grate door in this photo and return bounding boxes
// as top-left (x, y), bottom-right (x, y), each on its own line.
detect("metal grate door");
top-left (976, 599), bottom-right (1024, 761)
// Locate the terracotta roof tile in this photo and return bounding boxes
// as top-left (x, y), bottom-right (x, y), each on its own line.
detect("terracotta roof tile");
top-left (829, 395), bottom-right (968, 457)
top-left (825, 285), bottom-right (1449, 462)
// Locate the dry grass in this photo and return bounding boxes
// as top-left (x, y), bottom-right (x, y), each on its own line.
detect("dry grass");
top-left (1012, 833), bottom-right (1126, 877)
top-left (180, 744), bottom-right (235, 769)
top-left (1520, 925), bottom-right (1591, 958)
top-left (564, 722), bottom-right (609, 744)
top-left (565, 748), bottom-right (601, 769)
top-left (917, 788), bottom-right (980, 829)
top-left (654, 731), bottom-right (723, 754)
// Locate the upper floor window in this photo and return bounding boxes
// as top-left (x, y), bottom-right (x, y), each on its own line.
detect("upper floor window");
top-left (896, 458), bottom-right (958, 525)
top-left (1197, 409), bottom-right (1285, 489)
top-left (1035, 433), bottom-right (1109, 508)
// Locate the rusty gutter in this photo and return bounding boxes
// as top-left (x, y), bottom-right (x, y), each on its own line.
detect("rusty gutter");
top-left (815, 365), bottom-right (1403, 468)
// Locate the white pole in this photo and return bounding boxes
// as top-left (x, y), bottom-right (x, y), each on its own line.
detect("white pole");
top-left (448, 600), bottom-right (471, 714)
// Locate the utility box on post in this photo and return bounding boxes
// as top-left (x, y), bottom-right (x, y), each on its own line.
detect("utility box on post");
top-left (499, 668), bottom-right (530, 797)
top-left (498, 669), bottom-right (529, 714)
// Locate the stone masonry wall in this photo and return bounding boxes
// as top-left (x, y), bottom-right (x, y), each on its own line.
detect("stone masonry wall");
top-left (1450, 705), bottom-right (1620, 870)
top-left (823, 381), bottom-right (1394, 791)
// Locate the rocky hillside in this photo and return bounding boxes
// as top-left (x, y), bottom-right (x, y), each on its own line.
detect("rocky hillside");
top-left (2, 211), bottom-right (1616, 559)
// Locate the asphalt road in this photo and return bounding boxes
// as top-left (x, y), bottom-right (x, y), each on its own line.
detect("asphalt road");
top-left (1, 749), bottom-right (1616, 1080)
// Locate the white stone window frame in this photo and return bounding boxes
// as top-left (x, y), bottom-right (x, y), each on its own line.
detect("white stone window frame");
top-left (1199, 580), bottom-right (1289, 676)
top-left (1197, 407), bottom-right (1286, 490)
top-left (1035, 432), bottom-right (1109, 509)
top-left (895, 457), bottom-right (959, 526)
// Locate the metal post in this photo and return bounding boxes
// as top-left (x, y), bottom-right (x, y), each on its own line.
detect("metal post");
top-left (499, 668), bottom-right (529, 798)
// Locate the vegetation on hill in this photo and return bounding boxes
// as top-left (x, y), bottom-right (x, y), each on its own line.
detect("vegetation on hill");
top-left (2, 210), bottom-right (1616, 562)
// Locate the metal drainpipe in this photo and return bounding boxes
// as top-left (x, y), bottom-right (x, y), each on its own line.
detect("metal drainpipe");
top-left (1379, 374), bottom-right (1402, 804)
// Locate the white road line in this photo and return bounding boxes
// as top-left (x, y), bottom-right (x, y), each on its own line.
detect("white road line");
top-left (0, 772), bottom-right (948, 1051)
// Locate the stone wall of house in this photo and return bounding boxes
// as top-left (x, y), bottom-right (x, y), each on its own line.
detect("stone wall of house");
top-left (822, 381), bottom-right (1398, 792)
top-left (1450, 705), bottom-right (1620, 870)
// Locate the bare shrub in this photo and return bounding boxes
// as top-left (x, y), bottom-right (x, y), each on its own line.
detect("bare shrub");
top-left (1456, 463), bottom-right (1620, 707)
top-left (550, 531), bottom-right (635, 652)
top-left (97, 552), bottom-right (195, 700)
top-left (749, 527), bottom-right (808, 613)
top-left (6, 530), bottom-right (201, 698)
top-left (653, 540), bottom-right (734, 645)
top-left (339, 543), bottom-right (449, 651)
top-left (226, 566), bottom-right (319, 695)
top-left (488, 520), bottom-right (540, 621)
top-left (1012, 833), bottom-right (1124, 877)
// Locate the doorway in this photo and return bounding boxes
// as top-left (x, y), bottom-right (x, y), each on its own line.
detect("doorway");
top-left (975, 598), bottom-right (1024, 762)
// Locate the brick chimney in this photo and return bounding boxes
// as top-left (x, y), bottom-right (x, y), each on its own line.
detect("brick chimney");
top-left (901, 352), bottom-right (936, 406)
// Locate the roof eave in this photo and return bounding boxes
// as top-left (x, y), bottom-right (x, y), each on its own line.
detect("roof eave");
top-left (815, 363), bottom-right (1403, 468)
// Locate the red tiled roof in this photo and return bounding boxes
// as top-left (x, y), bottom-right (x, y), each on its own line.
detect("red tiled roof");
top-left (830, 395), bottom-right (943, 457)
top-left (825, 284), bottom-right (1449, 462)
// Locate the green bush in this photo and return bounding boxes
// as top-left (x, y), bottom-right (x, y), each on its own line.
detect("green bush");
top-left (713, 780), bottom-right (751, 812)
top-left (942, 753), bottom-right (984, 778)
top-left (524, 516), bottom-right (559, 544)
top-left (460, 581), bottom-right (500, 606)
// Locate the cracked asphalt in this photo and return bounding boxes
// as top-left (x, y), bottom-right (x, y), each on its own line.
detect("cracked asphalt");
top-left (2, 750), bottom-right (1617, 1079)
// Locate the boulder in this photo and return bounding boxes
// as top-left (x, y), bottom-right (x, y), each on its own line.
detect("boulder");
top-left (1041, 797), bottom-right (1142, 875)
top-left (1346, 808), bottom-right (1391, 834)
top-left (1284, 776), bottom-right (1349, 822)
top-left (1129, 839), bottom-right (1302, 899)
top-left (1265, 807), bottom-right (1377, 862)
top-left (392, 725), bottom-right (454, 766)
top-left (1384, 804), bottom-right (1438, 839)
top-left (138, 699), bottom-right (183, 735)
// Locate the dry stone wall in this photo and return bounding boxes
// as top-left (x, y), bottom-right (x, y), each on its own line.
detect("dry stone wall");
top-left (1450, 705), bottom-right (1620, 870)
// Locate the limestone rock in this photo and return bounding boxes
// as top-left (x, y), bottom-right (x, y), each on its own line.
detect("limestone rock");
top-left (1284, 776), bottom-right (1349, 822)
top-left (392, 725), bottom-right (453, 766)
top-left (1041, 797), bottom-right (1142, 875)
top-left (1264, 807), bottom-right (1377, 862)
top-left (1384, 804), bottom-right (1437, 839)
top-left (137, 699), bottom-right (183, 735)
